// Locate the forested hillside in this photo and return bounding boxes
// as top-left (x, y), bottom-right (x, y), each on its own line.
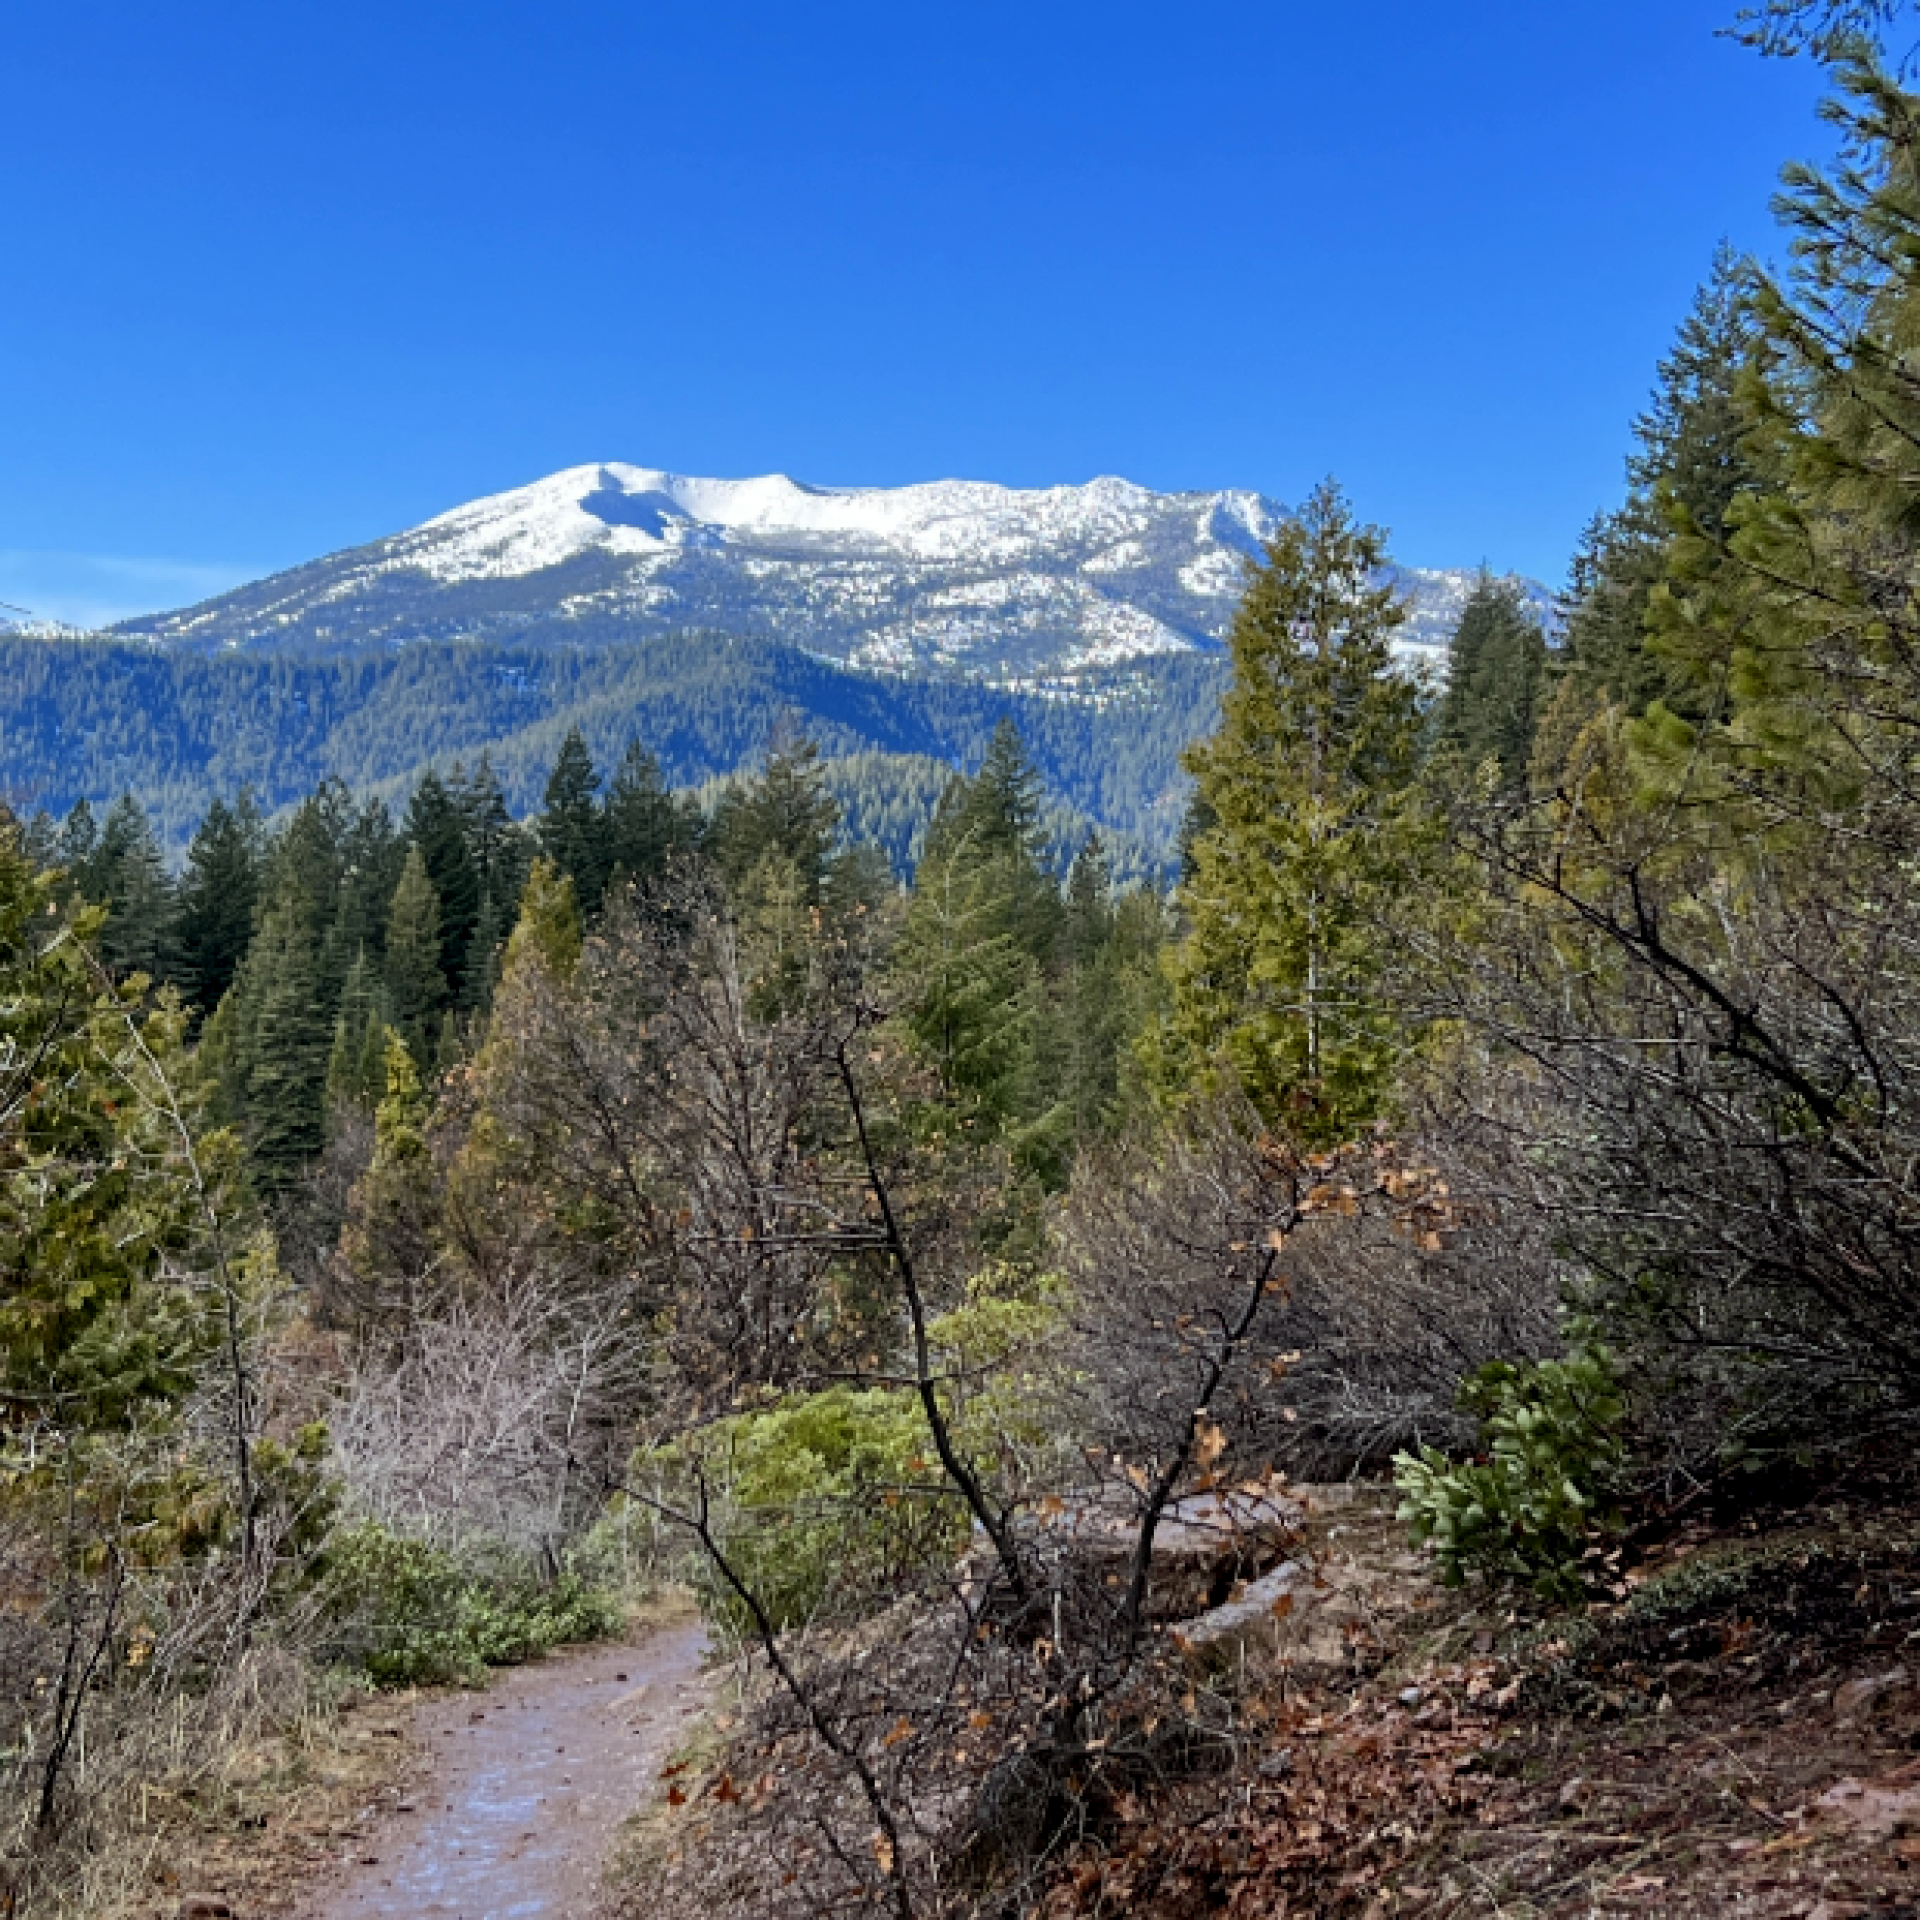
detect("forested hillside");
top-left (10, 19), bottom-right (1920, 1920)
top-left (0, 630), bottom-right (1224, 872)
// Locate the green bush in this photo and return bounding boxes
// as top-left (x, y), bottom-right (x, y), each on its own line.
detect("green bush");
top-left (1393, 1344), bottom-right (1626, 1604)
top-left (313, 1520), bottom-right (623, 1686)
top-left (660, 1384), bottom-right (968, 1633)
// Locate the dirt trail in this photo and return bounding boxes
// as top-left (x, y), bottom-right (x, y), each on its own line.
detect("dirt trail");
top-left (295, 1616), bottom-right (707, 1920)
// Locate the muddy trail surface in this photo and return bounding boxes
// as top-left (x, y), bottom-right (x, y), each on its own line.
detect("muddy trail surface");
top-left (296, 1617), bottom-right (708, 1920)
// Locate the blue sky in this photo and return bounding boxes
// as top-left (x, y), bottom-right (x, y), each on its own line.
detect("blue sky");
top-left (2, 1), bottom-right (1832, 625)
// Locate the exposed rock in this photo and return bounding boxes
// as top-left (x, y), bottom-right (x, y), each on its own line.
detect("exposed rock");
top-left (995, 1482), bottom-right (1306, 1622)
top-left (1167, 1484), bottom-right (1432, 1672)
top-left (1170, 1559), bottom-right (1316, 1667)
top-left (1815, 1758), bottom-right (1920, 1836)
top-left (1833, 1666), bottom-right (1911, 1725)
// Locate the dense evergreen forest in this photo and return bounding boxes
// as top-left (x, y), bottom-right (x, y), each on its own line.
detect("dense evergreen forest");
top-left (0, 627), bottom-right (1227, 874)
top-left (11, 18), bottom-right (1920, 1918)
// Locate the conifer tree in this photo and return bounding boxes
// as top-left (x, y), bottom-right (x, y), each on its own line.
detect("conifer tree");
top-left (56, 799), bottom-right (97, 877)
top-left (1638, 59), bottom-right (1920, 819)
top-left (538, 727), bottom-right (609, 917)
top-left (895, 727), bottom-right (1082, 1172)
top-left (326, 947), bottom-right (391, 1110)
top-left (177, 793), bottom-right (264, 1014)
top-left (603, 739), bottom-right (696, 895)
top-left (1064, 833), bottom-right (1113, 959)
top-left (407, 770), bottom-right (482, 1002)
top-left (455, 754), bottom-right (517, 892)
top-left (384, 847), bottom-right (450, 1060)
top-left (0, 821), bottom-right (223, 1407)
top-left (927, 720), bottom-right (1061, 962)
top-left (1061, 834), bottom-right (1126, 1137)
top-left (1433, 574), bottom-right (1551, 786)
top-left (18, 808), bottom-right (58, 871)
top-left (962, 719), bottom-right (1047, 861)
top-left (1151, 481), bottom-right (1429, 1144)
top-left (1563, 245), bottom-right (1761, 716)
top-left (502, 858), bottom-right (583, 980)
top-left (339, 1032), bottom-right (439, 1320)
top-left (334, 796), bottom-right (405, 965)
top-left (243, 899), bottom-right (333, 1181)
top-left (264, 779), bottom-right (354, 942)
top-left (709, 727), bottom-right (841, 903)
top-left (80, 794), bottom-right (178, 984)
top-left (896, 846), bottom-right (1043, 1145)
top-left (451, 755), bottom-right (525, 993)
top-left (461, 888), bottom-right (505, 1015)
top-left (201, 785), bottom-right (363, 1167)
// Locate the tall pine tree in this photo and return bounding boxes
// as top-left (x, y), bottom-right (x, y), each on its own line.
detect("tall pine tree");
top-left (709, 726), bottom-right (841, 904)
top-left (928, 719), bottom-right (1061, 963)
top-left (452, 754), bottom-right (526, 994)
top-left (603, 739), bottom-right (698, 896)
top-left (1563, 245), bottom-right (1761, 716)
top-left (1151, 482), bottom-right (1430, 1144)
top-left (242, 899), bottom-right (333, 1182)
top-left (383, 847), bottom-right (450, 1062)
top-left (407, 771), bottom-right (482, 1004)
top-left (79, 794), bottom-right (178, 985)
top-left (177, 793), bottom-right (264, 1014)
top-left (538, 728), bottom-right (609, 917)
top-left (1433, 573), bottom-right (1551, 787)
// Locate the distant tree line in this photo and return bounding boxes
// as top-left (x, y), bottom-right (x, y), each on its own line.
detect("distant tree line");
top-left (0, 628), bottom-right (1223, 868)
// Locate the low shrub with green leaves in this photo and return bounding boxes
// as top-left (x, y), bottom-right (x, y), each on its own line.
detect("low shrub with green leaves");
top-left (313, 1520), bottom-right (623, 1686)
top-left (647, 1268), bottom-right (1067, 1636)
top-left (1394, 1343), bottom-right (1626, 1603)
top-left (664, 1384), bottom-right (969, 1633)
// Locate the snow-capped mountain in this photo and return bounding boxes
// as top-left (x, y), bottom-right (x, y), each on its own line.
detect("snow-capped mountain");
top-left (0, 606), bottom-right (87, 641)
top-left (116, 463), bottom-right (1547, 676)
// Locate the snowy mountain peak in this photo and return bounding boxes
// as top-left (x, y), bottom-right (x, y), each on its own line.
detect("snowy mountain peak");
top-left (117, 463), bottom-right (1547, 678)
top-left (405, 464), bottom-right (1274, 586)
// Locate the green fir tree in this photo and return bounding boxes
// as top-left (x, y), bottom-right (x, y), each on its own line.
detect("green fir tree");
top-left (603, 739), bottom-right (698, 896)
top-left (176, 793), bottom-right (265, 1014)
top-left (709, 727), bottom-right (841, 905)
top-left (1434, 573), bottom-right (1551, 787)
top-left (408, 770), bottom-right (482, 1004)
top-left (78, 794), bottom-right (178, 984)
top-left (1150, 481), bottom-right (1431, 1145)
top-left (1563, 245), bottom-right (1761, 717)
top-left (383, 847), bottom-right (450, 1061)
top-left (242, 899), bottom-right (333, 1182)
top-left (538, 727), bottom-right (609, 917)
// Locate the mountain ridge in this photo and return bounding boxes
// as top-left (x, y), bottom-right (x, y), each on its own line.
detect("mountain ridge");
top-left (0, 465), bottom-right (1553, 877)
top-left (111, 463), bottom-right (1551, 677)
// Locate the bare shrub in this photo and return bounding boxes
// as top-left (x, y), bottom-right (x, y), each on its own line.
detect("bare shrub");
top-left (282, 1101), bottom-right (376, 1325)
top-left (325, 1276), bottom-right (642, 1565)
top-left (1413, 761), bottom-right (1920, 1482)
top-left (1055, 1100), bottom-right (1559, 1483)
top-left (613, 1043), bottom-right (1451, 1914)
top-left (469, 876), bottom-right (914, 1416)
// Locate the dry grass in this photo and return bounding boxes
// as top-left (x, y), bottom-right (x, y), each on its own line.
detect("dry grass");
top-left (8, 1661), bottom-right (421, 1920)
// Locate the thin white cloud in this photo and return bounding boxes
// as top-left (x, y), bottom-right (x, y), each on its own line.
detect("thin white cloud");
top-left (0, 550), bottom-right (257, 630)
